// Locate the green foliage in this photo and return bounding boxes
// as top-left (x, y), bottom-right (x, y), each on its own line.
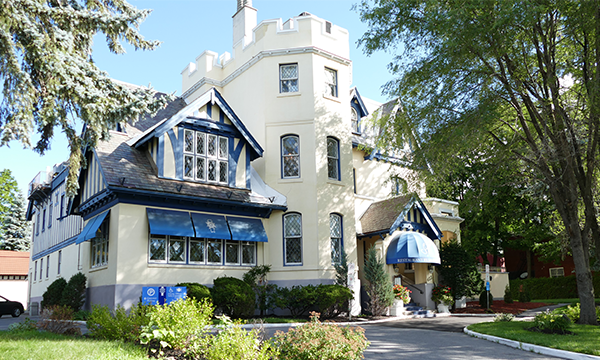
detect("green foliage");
top-left (0, 190), bottom-right (30, 251)
top-left (243, 265), bottom-right (273, 316)
top-left (431, 285), bottom-right (454, 305)
top-left (87, 303), bottom-right (150, 343)
top-left (7, 317), bottom-right (37, 332)
top-left (532, 311), bottom-right (571, 334)
top-left (494, 313), bottom-right (514, 322)
top-left (41, 277), bottom-right (67, 309)
top-left (393, 284), bottom-right (411, 304)
top-left (139, 298), bottom-right (213, 355)
top-left (439, 240), bottom-right (483, 301)
top-left (363, 246), bottom-right (394, 316)
top-left (60, 272), bottom-right (87, 312)
top-left (73, 310), bottom-right (90, 321)
top-left (479, 290), bottom-right (493, 309)
top-left (509, 274), bottom-right (600, 300)
top-left (272, 312), bottom-right (370, 360)
top-left (210, 277), bottom-right (255, 318)
top-left (553, 303), bottom-right (600, 324)
top-left (503, 285), bottom-right (513, 304)
top-left (203, 316), bottom-right (279, 360)
top-left (0, 2), bottom-right (171, 195)
top-left (316, 284), bottom-right (353, 319)
top-left (175, 282), bottom-right (212, 303)
top-left (37, 305), bottom-right (80, 335)
top-left (334, 251), bottom-right (349, 287)
top-left (518, 289), bottom-right (532, 303)
top-left (271, 284), bottom-right (319, 317)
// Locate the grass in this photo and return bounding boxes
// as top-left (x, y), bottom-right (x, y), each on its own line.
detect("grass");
top-left (0, 330), bottom-right (147, 360)
top-left (468, 321), bottom-right (600, 356)
top-left (531, 298), bottom-right (600, 304)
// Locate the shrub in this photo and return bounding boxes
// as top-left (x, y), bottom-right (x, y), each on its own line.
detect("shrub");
top-left (479, 290), bottom-right (493, 309)
top-left (518, 288), bottom-right (531, 303)
top-left (271, 284), bottom-right (319, 317)
top-left (211, 277), bottom-right (256, 318)
top-left (503, 285), bottom-right (513, 303)
top-left (87, 303), bottom-right (150, 342)
top-left (393, 284), bottom-right (411, 304)
top-left (316, 284), bottom-right (353, 319)
top-left (432, 285), bottom-right (454, 305)
top-left (554, 303), bottom-right (600, 323)
top-left (140, 297), bottom-right (214, 356)
top-left (37, 305), bottom-right (80, 335)
top-left (41, 277), bottom-right (67, 309)
top-left (273, 312), bottom-right (370, 360)
top-left (73, 310), bottom-right (91, 321)
top-left (334, 251), bottom-right (349, 287)
top-left (203, 316), bottom-right (279, 360)
top-left (531, 310), bottom-right (571, 334)
top-left (494, 313), bottom-right (514, 322)
top-left (175, 282), bottom-right (212, 303)
top-left (8, 317), bottom-right (37, 332)
top-left (60, 272), bottom-right (87, 312)
top-left (509, 273), bottom-right (600, 300)
top-left (243, 265), bottom-right (274, 316)
top-left (363, 246), bottom-right (394, 316)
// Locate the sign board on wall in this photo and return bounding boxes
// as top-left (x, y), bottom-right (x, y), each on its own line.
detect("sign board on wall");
top-left (142, 286), bottom-right (187, 305)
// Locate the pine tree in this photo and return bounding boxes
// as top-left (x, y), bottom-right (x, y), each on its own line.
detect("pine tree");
top-left (1, 191), bottom-right (31, 251)
top-left (364, 246), bottom-right (394, 316)
top-left (0, 1), bottom-right (170, 196)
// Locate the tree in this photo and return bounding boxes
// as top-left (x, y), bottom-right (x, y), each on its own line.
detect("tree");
top-left (0, 0), bottom-right (170, 196)
top-left (0, 169), bottom-right (20, 245)
top-left (439, 240), bottom-right (483, 306)
top-left (363, 246), bottom-right (394, 316)
top-left (358, 0), bottom-right (600, 325)
top-left (0, 191), bottom-right (31, 251)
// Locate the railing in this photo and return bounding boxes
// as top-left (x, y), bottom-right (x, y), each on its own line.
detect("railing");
top-left (398, 274), bottom-right (423, 294)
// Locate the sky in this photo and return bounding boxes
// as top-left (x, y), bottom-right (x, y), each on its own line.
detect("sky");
top-left (0, 0), bottom-right (397, 197)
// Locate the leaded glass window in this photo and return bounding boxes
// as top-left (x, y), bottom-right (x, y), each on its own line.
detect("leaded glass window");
top-left (351, 107), bottom-right (359, 133)
top-left (196, 132), bottom-right (206, 155)
top-left (225, 241), bottom-right (240, 265)
top-left (182, 129), bottom-right (228, 185)
top-left (207, 239), bottom-right (222, 264)
top-left (208, 135), bottom-right (217, 157)
top-left (324, 67), bottom-right (337, 97)
top-left (327, 137), bottom-right (340, 180)
top-left (208, 160), bottom-right (217, 182)
top-left (330, 214), bottom-right (342, 264)
top-left (280, 64), bottom-right (298, 93)
top-left (281, 135), bottom-right (300, 178)
top-left (169, 236), bottom-right (186, 263)
top-left (189, 239), bottom-right (205, 263)
top-left (283, 213), bottom-right (302, 265)
top-left (91, 220), bottom-right (109, 268)
top-left (149, 235), bottom-right (167, 262)
top-left (184, 129), bottom-right (194, 153)
top-left (242, 242), bottom-right (256, 265)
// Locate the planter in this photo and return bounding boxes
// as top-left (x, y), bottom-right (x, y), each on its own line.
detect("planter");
top-left (390, 299), bottom-right (405, 316)
top-left (437, 302), bottom-right (450, 313)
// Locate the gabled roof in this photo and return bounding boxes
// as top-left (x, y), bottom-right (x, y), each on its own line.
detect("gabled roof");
top-left (0, 251), bottom-right (29, 276)
top-left (359, 193), bottom-right (442, 239)
top-left (350, 87), bottom-right (369, 118)
top-left (128, 87), bottom-right (263, 160)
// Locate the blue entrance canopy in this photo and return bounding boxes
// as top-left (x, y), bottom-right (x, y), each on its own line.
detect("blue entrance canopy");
top-left (386, 231), bottom-right (440, 265)
top-left (146, 208), bottom-right (195, 237)
top-left (227, 217), bottom-right (268, 242)
top-left (76, 210), bottom-right (110, 244)
top-left (191, 213), bottom-right (231, 240)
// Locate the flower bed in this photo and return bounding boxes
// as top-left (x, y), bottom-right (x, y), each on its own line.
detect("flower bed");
top-left (452, 300), bottom-right (551, 314)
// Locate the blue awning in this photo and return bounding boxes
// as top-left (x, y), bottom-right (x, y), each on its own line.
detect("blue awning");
top-left (147, 208), bottom-right (195, 237)
top-left (227, 217), bottom-right (268, 242)
top-left (386, 231), bottom-right (440, 265)
top-left (76, 210), bottom-right (110, 244)
top-left (191, 213), bottom-right (231, 240)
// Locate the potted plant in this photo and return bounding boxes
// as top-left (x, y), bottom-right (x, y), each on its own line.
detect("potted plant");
top-left (431, 284), bottom-right (454, 313)
top-left (390, 284), bottom-right (411, 316)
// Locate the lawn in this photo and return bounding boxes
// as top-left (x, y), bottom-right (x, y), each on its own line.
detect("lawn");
top-left (468, 320), bottom-right (600, 356)
top-left (0, 330), bottom-right (147, 360)
top-left (532, 298), bottom-right (600, 304)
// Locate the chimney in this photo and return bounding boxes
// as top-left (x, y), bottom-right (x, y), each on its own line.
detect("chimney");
top-left (233, 0), bottom-right (257, 47)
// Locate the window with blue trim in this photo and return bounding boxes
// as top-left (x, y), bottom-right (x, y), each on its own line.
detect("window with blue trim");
top-left (183, 129), bottom-right (228, 185)
top-left (91, 219), bottom-right (109, 268)
top-left (42, 208), bottom-right (46, 232)
top-left (148, 235), bottom-right (255, 266)
top-left (327, 137), bottom-right (340, 180)
top-left (60, 194), bottom-right (65, 219)
top-left (39, 257), bottom-right (43, 280)
top-left (330, 214), bottom-right (343, 264)
top-left (281, 135), bottom-right (300, 178)
top-left (46, 255), bottom-right (50, 278)
top-left (34, 261), bottom-right (37, 281)
top-left (283, 213), bottom-right (302, 265)
top-left (36, 212), bottom-right (40, 235)
top-left (48, 202), bottom-right (52, 228)
top-left (325, 67), bottom-right (338, 97)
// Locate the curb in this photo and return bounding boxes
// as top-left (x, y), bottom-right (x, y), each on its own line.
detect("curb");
top-left (237, 315), bottom-right (410, 329)
top-left (463, 327), bottom-right (600, 360)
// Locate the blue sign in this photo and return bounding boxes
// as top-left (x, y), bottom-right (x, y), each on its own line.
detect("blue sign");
top-left (486, 281), bottom-right (490, 291)
top-left (142, 286), bottom-right (187, 305)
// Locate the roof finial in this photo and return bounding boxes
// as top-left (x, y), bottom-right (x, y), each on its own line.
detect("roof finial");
top-left (401, 223), bottom-right (414, 231)
top-left (237, 0), bottom-right (252, 12)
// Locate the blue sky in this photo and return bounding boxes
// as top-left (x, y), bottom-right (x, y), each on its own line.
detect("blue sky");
top-left (0, 0), bottom-right (396, 197)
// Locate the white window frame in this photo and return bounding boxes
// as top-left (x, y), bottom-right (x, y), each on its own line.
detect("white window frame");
top-left (324, 67), bottom-right (338, 97)
top-left (281, 135), bottom-right (300, 179)
top-left (279, 63), bottom-right (299, 93)
top-left (183, 129), bottom-right (228, 185)
top-left (330, 214), bottom-right (343, 265)
top-left (46, 255), bottom-right (50, 278)
top-left (549, 267), bottom-right (565, 277)
top-left (149, 235), bottom-right (167, 263)
top-left (91, 220), bottom-right (109, 269)
top-left (168, 236), bottom-right (187, 264)
top-left (57, 250), bottom-right (62, 275)
top-left (206, 239), bottom-right (223, 265)
top-left (283, 213), bottom-right (303, 266)
top-left (241, 242), bottom-right (256, 266)
top-left (189, 238), bottom-right (206, 264)
top-left (351, 107), bottom-right (360, 133)
top-left (327, 137), bottom-right (340, 181)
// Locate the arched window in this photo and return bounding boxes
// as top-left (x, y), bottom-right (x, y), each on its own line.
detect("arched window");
top-left (351, 107), bottom-right (360, 133)
top-left (283, 213), bottom-right (302, 265)
top-left (327, 137), bottom-right (340, 180)
top-left (330, 213), bottom-right (343, 264)
top-left (281, 135), bottom-right (300, 178)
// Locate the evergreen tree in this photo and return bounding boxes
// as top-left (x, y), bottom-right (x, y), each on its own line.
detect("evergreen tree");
top-left (0, 0), bottom-right (170, 196)
top-left (0, 191), bottom-right (31, 251)
top-left (439, 240), bottom-right (483, 306)
top-left (334, 251), bottom-right (349, 287)
top-left (364, 246), bottom-right (394, 316)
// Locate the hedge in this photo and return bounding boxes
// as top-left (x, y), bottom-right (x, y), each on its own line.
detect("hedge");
top-left (509, 272), bottom-right (599, 300)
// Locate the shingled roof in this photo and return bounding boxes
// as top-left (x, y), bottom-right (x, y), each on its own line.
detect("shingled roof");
top-left (0, 251), bottom-right (29, 276)
top-left (359, 194), bottom-right (413, 236)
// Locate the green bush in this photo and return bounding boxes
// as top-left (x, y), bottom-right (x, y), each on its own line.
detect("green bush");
top-left (243, 265), bottom-right (274, 316)
top-left (518, 288), bottom-right (531, 303)
top-left (175, 282), bottom-right (212, 303)
top-left (503, 285), bottom-right (513, 304)
top-left (493, 313), bottom-right (514, 322)
top-left (479, 290), bottom-right (493, 309)
top-left (363, 246), bottom-right (394, 316)
top-left (140, 297), bottom-right (214, 356)
top-left (41, 277), bottom-right (67, 309)
top-left (532, 310), bottom-right (571, 334)
top-left (37, 305), bottom-right (80, 335)
top-left (87, 303), bottom-right (150, 342)
top-left (316, 284), bottom-right (352, 319)
top-left (210, 277), bottom-right (255, 318)
top-left (273, 312), bottom-right (370, 360)
top-left (204, 316), bottom-right (279, 360)
top-left (509, 272), bottom-right (600, 300)
top-left (271, 284), bottom-right (319, 317)
top-left (554, 303), bottom-right (600, 323)
top-left (60, 272), bottom-right (87, 312)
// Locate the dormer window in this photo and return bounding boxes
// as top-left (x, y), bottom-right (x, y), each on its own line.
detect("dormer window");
top-left (351, 107), bottom-right (359, 133)
top-left (184, 129), bottom-right (228, 185)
